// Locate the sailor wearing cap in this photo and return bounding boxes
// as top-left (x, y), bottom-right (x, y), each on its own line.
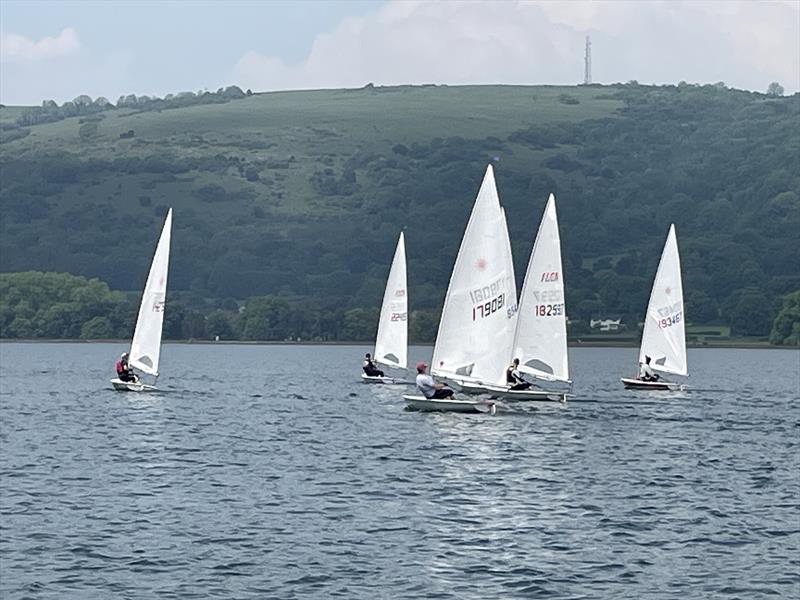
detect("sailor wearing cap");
top-left (115, 351), bottom-right (139, 383)
top-left (415, 361), bottom-right (455, 399)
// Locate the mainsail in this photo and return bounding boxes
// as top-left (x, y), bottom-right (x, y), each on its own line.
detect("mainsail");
top-left (431, 165), bottom-right (517, 387)
top-left (129, 209), bottom-right (172, 376)
top-left (639, 224), bottom-right (687, 376)
top-left (374, 232), bottom-right (408, 370)
top-left (512, 194), bottom-right (569, 382)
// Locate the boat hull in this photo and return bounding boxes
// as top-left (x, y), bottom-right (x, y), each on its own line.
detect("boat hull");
top-left (403, 395), bottom-right (494, 413)
top-left (620, 377), bottom-right (683, 391)
top-left (361, 374), bottom-right (410, 385)
top-left (459, 381), bottom-right (567, 402)
top-left (110, 379), bottom-right (158, 392)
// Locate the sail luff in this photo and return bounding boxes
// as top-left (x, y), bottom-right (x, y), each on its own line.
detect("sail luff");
top-left (129, 208), bottom-right (172, 376)
top-left (501, 205), bottom-right (519, 357)
top-left (374, 232), bottom-right (408, 370)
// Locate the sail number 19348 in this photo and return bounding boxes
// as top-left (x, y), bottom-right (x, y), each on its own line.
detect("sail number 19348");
top-left (658, 311), bottom-right (682, 329)
top-left (656, 302), bottom-right (682, 329)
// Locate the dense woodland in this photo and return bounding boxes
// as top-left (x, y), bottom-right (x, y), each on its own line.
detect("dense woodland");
top-left (0, 83), bottom-right (798, 344)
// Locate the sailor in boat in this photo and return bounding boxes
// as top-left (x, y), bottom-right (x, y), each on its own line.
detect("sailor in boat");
top-left (363, 353), bottom-right (385, 378)
top-left (415, 362), bottom-right (456, 399)
top-left (506, 358), bottom-right (532, 390)
top-left (638, 355), bottom-right (660, 382)
top-left (115, 352), bottom-right (139, 383)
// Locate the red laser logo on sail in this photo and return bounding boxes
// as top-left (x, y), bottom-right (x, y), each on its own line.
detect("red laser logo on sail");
top-left (540, 271), bottom-right (559, 282)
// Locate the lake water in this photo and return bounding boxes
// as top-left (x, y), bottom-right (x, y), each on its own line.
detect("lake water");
top-left (0, 342), bottom-right (798, 599)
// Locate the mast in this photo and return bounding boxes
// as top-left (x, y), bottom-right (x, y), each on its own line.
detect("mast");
top-left (584, 36), bottom-right (592, 85)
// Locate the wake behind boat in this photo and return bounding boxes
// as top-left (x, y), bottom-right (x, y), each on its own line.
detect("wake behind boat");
top-left (621, 224), bottom-right (688, 391)
top-left (110, 380), bottom-right (160, 393)
top-left (111, 208), bottom-right (172, 392)
top-left (361, 373), bottom-right (410, 384)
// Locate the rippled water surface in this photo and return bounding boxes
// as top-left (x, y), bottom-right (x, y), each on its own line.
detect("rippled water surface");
top-left (1, 343), bottom-right (798, 599)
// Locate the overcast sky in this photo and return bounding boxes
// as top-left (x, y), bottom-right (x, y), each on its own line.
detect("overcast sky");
top-left (1, 0), bottom-right (798, 106)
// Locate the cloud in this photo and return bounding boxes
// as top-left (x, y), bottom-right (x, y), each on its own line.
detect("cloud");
top-left (232, 0), bottom-right (800, 93)
top-left (1, 27), bottom-right (80, 62)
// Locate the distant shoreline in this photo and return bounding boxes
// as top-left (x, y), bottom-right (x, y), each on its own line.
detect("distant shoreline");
top-left (0, 339), bottom-right (789, 350)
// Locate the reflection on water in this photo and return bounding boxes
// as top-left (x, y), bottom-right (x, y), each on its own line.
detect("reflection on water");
top-left (0, 342), bottom-right (798, 599)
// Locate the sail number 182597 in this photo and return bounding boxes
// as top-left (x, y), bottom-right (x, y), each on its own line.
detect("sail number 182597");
top-left (534, 303), bottom-right (563, 317)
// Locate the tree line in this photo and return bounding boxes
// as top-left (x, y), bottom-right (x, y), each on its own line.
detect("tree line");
top-left (0, 271), bottom-right (434, 342)
top-left (1, 272), bottom-right (797, 345)
top-left (4, 86), bottom-right (251, 130)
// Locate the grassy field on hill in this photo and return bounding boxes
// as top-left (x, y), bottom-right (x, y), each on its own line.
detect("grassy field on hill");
top-left (2, 85), bottom-right (621, 222)
top-left (1, 83), bottom-right (798, 343)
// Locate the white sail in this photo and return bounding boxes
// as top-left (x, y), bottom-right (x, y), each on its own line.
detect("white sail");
top-left (512, 194), bottom-right (569, 382)
top-left (374, 232), bottom-right (408, 370)
top-left (639, 224), bottom-right (687, 376)
top-left (500, 206), bottom-right (519, 337)
top-left (431, 165), bottom-right (517, 387)
top-left (129, 209), bottom-right (172, 376)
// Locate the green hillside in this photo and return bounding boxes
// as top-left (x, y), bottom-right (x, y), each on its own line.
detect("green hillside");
top-left (1, 83), bottom-right (798, 342)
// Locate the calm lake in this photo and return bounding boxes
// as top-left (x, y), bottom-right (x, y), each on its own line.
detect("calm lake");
top-left (1, 343), bottom-right (798, 599)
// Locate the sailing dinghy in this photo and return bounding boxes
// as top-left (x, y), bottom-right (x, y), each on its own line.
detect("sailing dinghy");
top-left (505, 194), bottom-right (569, 401)
top-left (111, 208), bottom-right (172, 392)
top-left (459, 193), bottom-right (569, 402)
top-left (404, 165), bottom-right (515, 413)
top-left (456, 204), bottom-right (556, 401)
top-left (621, 224), bottom-right (687, 391)
top-left (363, 232), bottom-right (409, 384)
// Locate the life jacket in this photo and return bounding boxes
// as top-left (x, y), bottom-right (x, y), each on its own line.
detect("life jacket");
top-left (116, 360), bottom-right (124, 374)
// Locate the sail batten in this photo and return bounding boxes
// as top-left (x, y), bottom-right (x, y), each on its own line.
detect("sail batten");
top-left (431, 165), bottom-right (517, 387)
top-left (512, 194), bottom-right (569, 383)
top-left (129, 209), bottom-right (172, 376)
top-left (374, 232), bottom-right (408, 370)
top-left (638, 224), bottom-right (687, 376)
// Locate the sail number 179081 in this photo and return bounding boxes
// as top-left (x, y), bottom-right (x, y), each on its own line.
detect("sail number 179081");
top-left (472, 293), bottom-right (505, 321)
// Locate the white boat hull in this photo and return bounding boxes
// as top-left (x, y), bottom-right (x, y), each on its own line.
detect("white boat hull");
top-left (403, 395), bottom-right (495, 413)
top-left (361, 374), bottom-right (410, 385)
top-left (459, 381), bottom-right (567, 402)
top-left (620, 377), bottom-right (684, 391)
top-left (110, 379), bottom-right (158, 392)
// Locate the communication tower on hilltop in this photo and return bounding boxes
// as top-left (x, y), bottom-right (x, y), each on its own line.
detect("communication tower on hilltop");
top-left (584, 35), bottom-right (592, 85)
